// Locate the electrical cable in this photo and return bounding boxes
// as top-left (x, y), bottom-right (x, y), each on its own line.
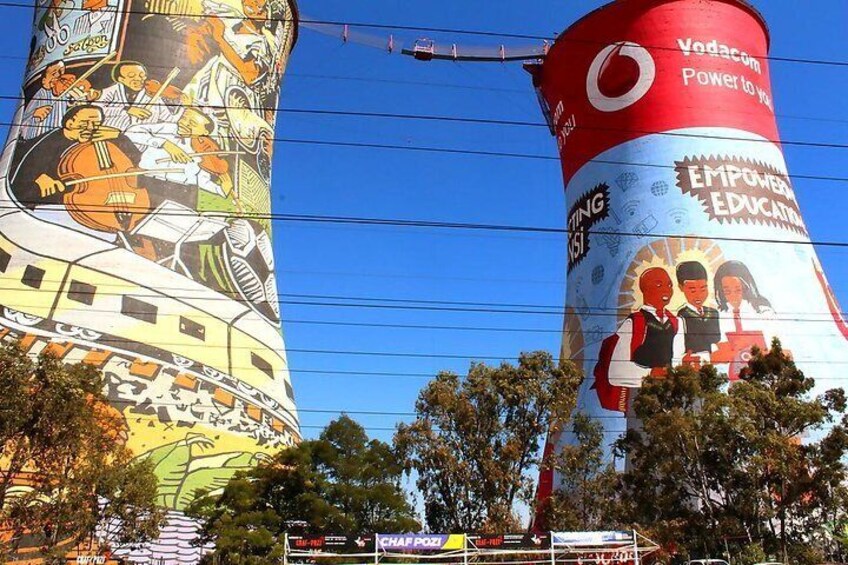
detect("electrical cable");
top-left (0, 198), bottom-right (838, 247)
top-left (4, 93), bottom-right (848, 151)
top-left (6, 324), bottom-right (848, 367)
top-left (52, 399), bottom-right (848, 423)
top-left (3, 283), bottom-right (848, 322)
top-left (1, 64), bottom-right (847, 127)
top-left (4, 408), bottom-right (843, 436)
top-left (0, 112), bottom-right (846, 184)
top-left (239, 367), bottom-right (848, 383)
top-left (0, 1), bottom-right (845, 69)
top-left (286, 71), bottom-right (848, 125)
top-left (277, 318), bottom-right (848, 338)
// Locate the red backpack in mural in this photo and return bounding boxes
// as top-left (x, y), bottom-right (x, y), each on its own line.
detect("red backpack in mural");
top-left (593, 310), bottom-right (678, 413)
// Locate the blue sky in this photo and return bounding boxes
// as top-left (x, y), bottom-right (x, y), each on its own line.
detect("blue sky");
top-left (0, 0), bottom-right (847, 444)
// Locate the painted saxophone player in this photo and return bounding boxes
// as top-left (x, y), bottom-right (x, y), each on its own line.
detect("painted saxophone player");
top-left (0, 0), bottom-right (299, 561)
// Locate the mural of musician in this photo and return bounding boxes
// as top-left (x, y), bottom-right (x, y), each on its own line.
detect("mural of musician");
top-left (21, 59), bottom-right (101, 140)
top-left (10, 104), bottom-right (153, 246)
top-left (0, 0), bottom-right (300, 561)
top-left (97, 60), bottom-right (182, 131)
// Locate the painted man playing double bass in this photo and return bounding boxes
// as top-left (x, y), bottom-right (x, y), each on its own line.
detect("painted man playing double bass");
top-left (9, 104), bottom-right (153, 253)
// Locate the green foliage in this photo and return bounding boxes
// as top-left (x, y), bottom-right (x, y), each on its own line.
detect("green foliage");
top-left (786, 543), bottom-right (825, 565)
top-left (616, 339), bottom-right (848, 563)
top-left (0, 342), bottom-right (164, 562)
top-left (732, 542), bottom-right (766, 565)
top-left (395, 351), bottom-right (582, 532)
top-left (190, 415), bottom-right (418, 564)
top-left (538, 413), bottom-right (621, 532)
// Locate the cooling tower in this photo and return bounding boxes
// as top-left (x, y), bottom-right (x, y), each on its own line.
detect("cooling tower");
top-left (533, 0), bottom-right (848, 500)
top-left (0, 0), bottom-right (299, 560)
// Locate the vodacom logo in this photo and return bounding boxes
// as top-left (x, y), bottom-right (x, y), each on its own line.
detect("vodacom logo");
top-left (586, 41), bottom-right (655, 112)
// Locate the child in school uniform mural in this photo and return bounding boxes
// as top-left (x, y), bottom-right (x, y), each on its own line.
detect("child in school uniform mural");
top-left (710, 260), bottom-right (775, 379)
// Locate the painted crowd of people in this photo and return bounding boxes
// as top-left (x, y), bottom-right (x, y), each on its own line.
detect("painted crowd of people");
top-left (8, 0), bottom-right (286, 257)
top-left (6, 0), bottom-right (290, 304)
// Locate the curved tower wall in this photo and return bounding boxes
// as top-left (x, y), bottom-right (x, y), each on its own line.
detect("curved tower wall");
top-left (535, 0), bottom-right (848, 497)
top-left (0, 0), bottom-right (299, 559)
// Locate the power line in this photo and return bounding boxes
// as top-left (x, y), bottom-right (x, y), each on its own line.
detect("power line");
top-left (1, 66), bottom-right (847, 127)
top-left (114, 403), bottom-right (421, 417)
top-left (11, 324), bottom-right (848, 368)
top-left (13, 389), bottom-right (848, 429)
top-left (4, 311), bottom-right (846, 355)
top-left (277, 108), bottom-right (848, 151)
top-left (9, 321), bottom-right (848, 366)
top-left (4, 305), bottom-right (848, 367)
top-left (290, 71), bottom-right (533, 94)
top-left (0, 1), bottom-right (846, 69)
top-left (285, 347), bottom-right (848, 366)
top-left (282, 292), bottom-right (810, 316)
top-left (5, 94), bottom-right (848, 151)
top-left (286, 318), bottom-right (848, 339)
top-left (0, 112), bottom-right (847, 184)
top-left (87, 400), bottom-right (848, 422)
top-left (271, 138), bottom-right (848, 185)
top-left (282, 267), bottom-right (567, 286)
top-left (287, 368), bottom-right (848, 383)
top-left (0, 405), bottom-right (397, 432)
top-left (285, 73), bottom-right (848, 125)
top-left (4, 284), bottom-right (848, 322)
top-left (0, 180), bottom-right (839, 247)
top-left (291, 368), bottom-right (434, 379)
top-left (10, 408), bottom-right (846, 436)
top-left (0, 280), bottom-right (773, 313)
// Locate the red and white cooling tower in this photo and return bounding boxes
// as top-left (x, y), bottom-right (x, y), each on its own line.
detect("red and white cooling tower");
top-left (533, 0), bottom-right (848, 502)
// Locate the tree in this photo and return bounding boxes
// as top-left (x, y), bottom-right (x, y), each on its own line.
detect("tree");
top-left (617, 340), bottom-right (848, 564)
top-left (538, 412), bottom-right (621, 532)
top-left (0, 342), bottom-right (164, 563)
top-left (190, 415), bottom-right (418, 564)
top-left (394, 351), bottom-right (582, 532)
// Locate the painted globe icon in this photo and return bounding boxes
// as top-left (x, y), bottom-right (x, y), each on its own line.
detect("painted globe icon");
top-left (650, 181), bottom-right (669, 196)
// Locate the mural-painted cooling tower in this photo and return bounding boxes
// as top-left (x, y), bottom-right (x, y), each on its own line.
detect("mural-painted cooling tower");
top-left (534, 0), bottom-right (848, 497)
top-left (0, 0), bottom-right (300, 560)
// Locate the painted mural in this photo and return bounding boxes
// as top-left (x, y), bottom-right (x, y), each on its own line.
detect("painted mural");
top-left (0, 0), bottom-right (300, 560)
top-left (532, 0), bottom-right (848, 504)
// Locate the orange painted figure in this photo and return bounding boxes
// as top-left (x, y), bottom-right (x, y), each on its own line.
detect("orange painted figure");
top-left (21, 61), bottom-right (99, 140)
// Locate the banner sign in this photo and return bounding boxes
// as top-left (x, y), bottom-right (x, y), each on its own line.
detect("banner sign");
top-left (289, 535), bottom-right (374, 552)
top-left (674, 155), bottom-right (807, 236)
top-left (377, 534), bottom-right (465, 551)
top-left (551, 531), bottom-right (634, 546)
top-left (467, 533), bottom-right (550, 549)
top-left (567, 183), bottom-right (611, 271)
